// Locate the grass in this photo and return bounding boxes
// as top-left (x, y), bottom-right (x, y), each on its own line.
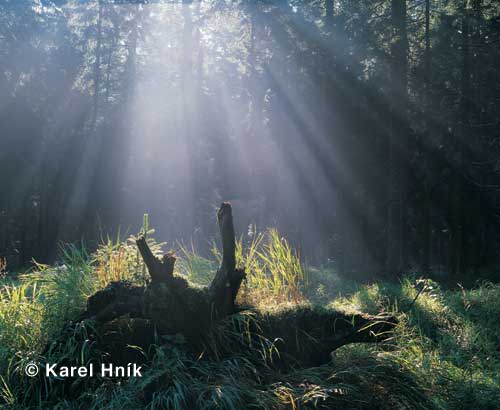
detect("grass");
top-left (214, 228), bottom-right (307, 305)
top-left (0, 224), bottom-right (499, 410)
top-left (178, 228), bottom-right (307, 305)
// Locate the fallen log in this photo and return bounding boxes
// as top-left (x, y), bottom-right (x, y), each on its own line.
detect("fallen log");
top-left (257, 307), bottom-right (397, 368)
top-left (78, 202), bottom-right (397, 367)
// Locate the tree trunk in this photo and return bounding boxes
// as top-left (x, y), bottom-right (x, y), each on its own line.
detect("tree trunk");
top-left (422, 0), bottom-right (432, 275)
top-left (91, 0), bottom-right (103, 129)
top-left (386, 0), bottom-right (408, 276)
top-left (472, 0), bottom-right (484, 273)
top-left (325, 0), bottom-right (334, 28)
top-left (452, 2), bottom-right (470, 275)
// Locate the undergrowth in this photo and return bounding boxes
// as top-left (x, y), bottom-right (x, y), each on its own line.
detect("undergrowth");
top-left (0, 224), bottom-right (498, 410)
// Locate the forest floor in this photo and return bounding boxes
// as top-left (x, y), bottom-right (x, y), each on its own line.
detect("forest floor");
top-left (0, 230), bottom-right (499, 410)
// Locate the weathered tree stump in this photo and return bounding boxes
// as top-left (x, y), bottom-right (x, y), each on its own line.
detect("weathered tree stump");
top-left (208, 203), bottom-right (246, 319)
top-left (79, 202), bottom-right (397, 367)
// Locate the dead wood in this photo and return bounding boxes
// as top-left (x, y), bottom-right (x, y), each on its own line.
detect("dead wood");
top-left (76, 202), bottom-right (397, 367)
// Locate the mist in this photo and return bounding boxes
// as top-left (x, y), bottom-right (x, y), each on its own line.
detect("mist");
top-left (1, 0), bottom-right (500, 278)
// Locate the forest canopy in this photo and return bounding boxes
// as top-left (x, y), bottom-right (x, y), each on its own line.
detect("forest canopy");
top-left (1, 0), bottom-right (500, 276)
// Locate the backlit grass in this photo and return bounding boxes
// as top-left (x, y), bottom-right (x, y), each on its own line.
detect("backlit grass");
top-left (0, 225), bottom-right (498, 409)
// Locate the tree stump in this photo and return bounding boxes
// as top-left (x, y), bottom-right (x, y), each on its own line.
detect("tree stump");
top-left (79, 202), bottom-right (397, 367)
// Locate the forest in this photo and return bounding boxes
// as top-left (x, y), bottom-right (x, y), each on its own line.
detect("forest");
top-left (0, 0), bottom-right (499, 409)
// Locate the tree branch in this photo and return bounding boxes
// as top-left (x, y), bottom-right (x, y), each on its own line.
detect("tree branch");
top-left (136, 236), bottom-right (175, 284)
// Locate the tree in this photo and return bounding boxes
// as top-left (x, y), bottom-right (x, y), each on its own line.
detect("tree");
top-left (386, 0), bottom-right (409, 275)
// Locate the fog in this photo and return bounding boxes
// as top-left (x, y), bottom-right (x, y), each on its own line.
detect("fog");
top-left (2, 0), bottom-right (500, 276)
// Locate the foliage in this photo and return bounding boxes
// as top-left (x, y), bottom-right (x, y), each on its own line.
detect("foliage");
top-left (95, 231), bottom-right (165, 287)
top-left (179, 228), bottom-right (308, 304)
top-left (2, 0), bottom-right (500, 277)
top-left (1, 228), bottom-right (499, 409)
top-left (177, 241), bottom-right (218, 286)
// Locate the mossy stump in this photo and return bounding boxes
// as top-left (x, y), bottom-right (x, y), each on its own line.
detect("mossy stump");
top-left (78, 202), bottom-right (397, 367)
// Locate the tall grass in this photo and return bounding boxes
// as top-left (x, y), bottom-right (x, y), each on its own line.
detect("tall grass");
top-left (206, 228), bottom-right (307, 305)
top-left (0, 281), bottom-right (44, 372)
top-left (177, 240), bottom-right (217, 286)
top-left (249, 228), bottom-right (307, 304)
top-left (328, 276), bottom-right (500, 410)
top-left (95, 222), bottom-right (165, 287)
top-left (0, 221), bottom-right (499, 410)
